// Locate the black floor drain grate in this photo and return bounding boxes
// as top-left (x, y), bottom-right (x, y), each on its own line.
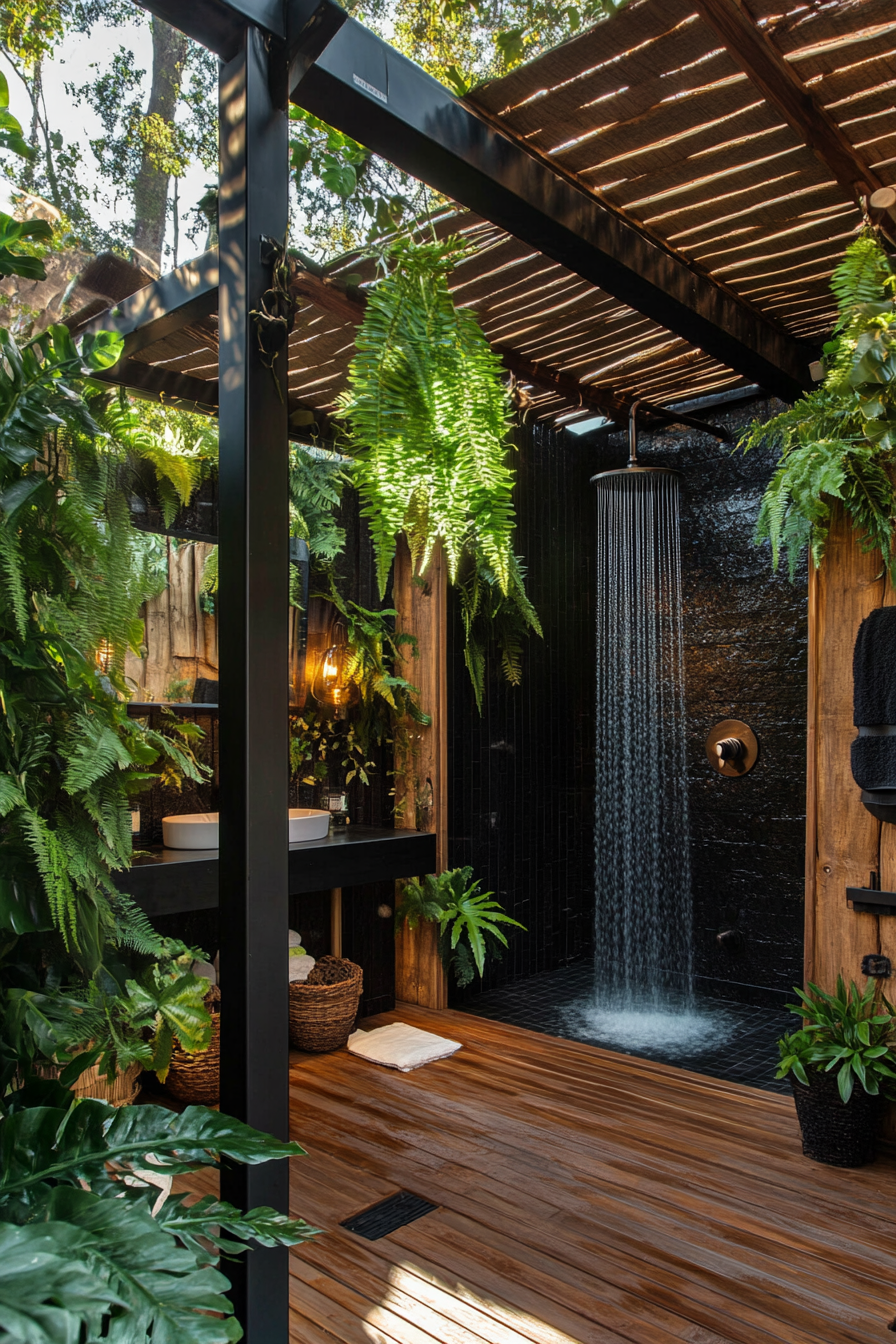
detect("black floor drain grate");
top-left (340, 1191), bottom-right (438, 1240)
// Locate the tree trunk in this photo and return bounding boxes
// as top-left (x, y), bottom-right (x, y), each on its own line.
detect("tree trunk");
top-left (132, 18), bottom-right (188, 273)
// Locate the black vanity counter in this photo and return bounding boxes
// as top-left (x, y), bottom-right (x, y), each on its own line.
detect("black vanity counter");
top-left (118, 826), bottom-right (436, 917)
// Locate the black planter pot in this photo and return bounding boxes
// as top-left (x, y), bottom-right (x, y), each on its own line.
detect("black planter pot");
top-left (790, 1068), bottom-right (883, 1167)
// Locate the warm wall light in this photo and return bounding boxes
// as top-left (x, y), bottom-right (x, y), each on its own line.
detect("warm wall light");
top-left (96, 638), bottom-right (114, 673)
top-left (310, 622), bottom-right (360, 719)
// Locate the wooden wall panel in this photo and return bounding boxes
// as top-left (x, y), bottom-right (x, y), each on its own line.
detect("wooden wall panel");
top-left (806, 504), bottom-right (896, 1137)
top-left (125, 541), bottom-right (218, 699)
top-left (808, 506), bottom-right (885, 991)
top-left (393, 536), bottom-right (448, 1010)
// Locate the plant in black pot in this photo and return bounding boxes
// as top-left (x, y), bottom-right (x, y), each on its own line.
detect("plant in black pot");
top-left (776, 975), bottom-right (896, 1167)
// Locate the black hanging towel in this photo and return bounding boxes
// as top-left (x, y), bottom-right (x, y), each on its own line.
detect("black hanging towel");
top-left (852, 607), bottom-right (896, 820)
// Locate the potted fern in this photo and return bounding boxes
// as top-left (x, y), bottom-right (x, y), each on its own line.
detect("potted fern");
top-left (776, 975), bottom-right (896, 1167)
top-left (395, 866), bottom-right (524, 988)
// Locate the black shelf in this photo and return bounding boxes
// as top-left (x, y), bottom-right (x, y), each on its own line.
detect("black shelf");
top-left (118, 825), bottom-right (435, 917)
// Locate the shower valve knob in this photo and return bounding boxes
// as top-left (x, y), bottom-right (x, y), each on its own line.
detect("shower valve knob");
top-left (706, 720), bottom-right (759, 777)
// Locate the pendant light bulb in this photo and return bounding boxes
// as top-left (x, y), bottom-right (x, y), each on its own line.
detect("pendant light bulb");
top-left (310, 621), bottom-right (360, 718)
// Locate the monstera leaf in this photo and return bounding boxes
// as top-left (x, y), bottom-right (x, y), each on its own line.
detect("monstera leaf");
top-left (0, 1098), bottom-right (317, 1342)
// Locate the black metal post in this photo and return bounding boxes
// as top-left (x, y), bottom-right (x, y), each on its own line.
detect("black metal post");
top-left (218, 25), bottom-right (291, 1341)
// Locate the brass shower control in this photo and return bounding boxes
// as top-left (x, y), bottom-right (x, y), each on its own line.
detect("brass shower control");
top-left (705, 719), bottom-right (759, 777)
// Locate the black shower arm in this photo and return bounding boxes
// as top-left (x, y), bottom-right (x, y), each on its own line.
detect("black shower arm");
top-left (628, 399), bottom-right (732, 466)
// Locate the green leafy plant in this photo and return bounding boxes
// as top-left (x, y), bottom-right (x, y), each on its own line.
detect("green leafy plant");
top-left (456, 551), bottom-right (542, 713)
top-left (0, 303), bottom-right (313, 1340)
top-left (775, 974), bottom-right (896, 1103)
top-left (5, 938), bottom-right (213, 1087)
top-left (742, 232), bottom-right (896, 580)
top-left (395, 866), bottom-right (524, 988)
top-left (337, 234), bottom-right (541, 702)
top-left (0, 1091), bottom-right (316, 1342)
top-left (338, 235), bottom-right (516, 596)
top-left (201, 442), bottom-right (350, 614)
top-left (0, 323), bottom-right (211, 970)
top-left (0, 209), bottom-right (53, 279)
top-left (290, 708), bottom-right (377, 790)
top-left (288, 442), bottom-right (349, 562)
top-left (291, 585), bottom-right (430, 794)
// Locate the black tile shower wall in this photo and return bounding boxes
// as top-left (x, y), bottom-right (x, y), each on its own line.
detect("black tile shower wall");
top-left (447, 423), bottom-right (597, 993)
top-left (595, 398), bottom-right (807, 1005)
top-left (450, 400), bottom-right (807, 1006)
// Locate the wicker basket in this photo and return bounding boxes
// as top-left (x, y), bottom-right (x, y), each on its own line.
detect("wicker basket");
top-left (791, 1068), bottom-right (884, 1167)
top-left (28, 1053), bottom-right (143, 1107)
top-left (70, 1059), bottom-right (143, 1107)
top-left (163, 985), bottom-right (221, 1104)
top-left (289, 956), bottom-right (362, 1053)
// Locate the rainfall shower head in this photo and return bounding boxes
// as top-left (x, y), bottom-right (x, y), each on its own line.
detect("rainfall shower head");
top-left (591, 465), bottom-right (678, 484)
top-left (590, 398), bottom-right (727, 485)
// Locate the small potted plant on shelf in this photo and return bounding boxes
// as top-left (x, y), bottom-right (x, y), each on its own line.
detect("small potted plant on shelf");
top-left (395, 866), bottom-right (525, 988)
top-left (776, 974), bottom-right (896, 1167)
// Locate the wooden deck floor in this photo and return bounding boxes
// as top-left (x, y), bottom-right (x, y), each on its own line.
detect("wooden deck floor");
top-left (191, 1006), bottom-right (896, 1343)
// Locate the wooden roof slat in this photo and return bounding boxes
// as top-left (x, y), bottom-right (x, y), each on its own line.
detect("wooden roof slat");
top-left (661, 181), bottom-right (844, 241)
top-left (774, 6), bottom-right (896, 61)
top-left (81, 0), bottom-right (896, 424)
top-left (472, 0), bottom-right (696, 114)
top-left (554, 81), bottom-right (777, 179)
top-left (506, 25), bottom-right (735, 148)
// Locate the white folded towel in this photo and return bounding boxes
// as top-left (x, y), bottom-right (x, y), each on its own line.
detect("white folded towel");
top-left (289, 955), bottom-right (315, 983)
top-left (347, 1022), bottom-right (461, 1071)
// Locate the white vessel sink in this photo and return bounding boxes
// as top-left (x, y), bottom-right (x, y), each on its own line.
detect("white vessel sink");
top-left (162, 808), bottom-right (330, 850)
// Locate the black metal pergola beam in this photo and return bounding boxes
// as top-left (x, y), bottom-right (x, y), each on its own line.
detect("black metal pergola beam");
top-left (96, 359), bottom-right (219, 412)
top-left (134, 0), bottom-right (817, 402)
top-left (283, 0), bottom-right (814, 403)
top-left (80, 249), bottom-right (218, 357)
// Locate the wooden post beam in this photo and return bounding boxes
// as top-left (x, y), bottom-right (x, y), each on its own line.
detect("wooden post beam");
top-left (693, 0), bottom-right (889, 210)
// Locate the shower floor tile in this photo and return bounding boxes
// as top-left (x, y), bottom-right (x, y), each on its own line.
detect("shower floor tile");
top-left (458, 962), bottom-right (794, 1093)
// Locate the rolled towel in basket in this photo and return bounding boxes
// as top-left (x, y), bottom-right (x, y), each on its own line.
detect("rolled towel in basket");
top-left (852, 608), bottom-right (896, 790)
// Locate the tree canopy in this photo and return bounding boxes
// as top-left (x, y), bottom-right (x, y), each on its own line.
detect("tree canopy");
top-left (0, 0), bottom-right (626, 263)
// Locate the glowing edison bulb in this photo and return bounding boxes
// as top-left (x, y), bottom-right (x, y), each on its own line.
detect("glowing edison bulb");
top-left (310, 624), bottom-right (360, 719)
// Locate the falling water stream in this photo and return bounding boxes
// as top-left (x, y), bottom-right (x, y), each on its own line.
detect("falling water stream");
top-left (564, 469), bottom-right (734, 1056)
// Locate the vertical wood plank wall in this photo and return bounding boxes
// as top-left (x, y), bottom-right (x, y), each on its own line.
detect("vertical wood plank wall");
top-left (806, 505), bottom-right (896, 990)
top-left (393, 537), bottom-right (449, 1009)
top-left (124, 541), bottom-right (218, 698)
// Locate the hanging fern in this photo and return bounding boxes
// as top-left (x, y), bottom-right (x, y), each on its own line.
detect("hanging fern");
top-left (456, 552), bottom-right (543, 713)
top-left (338, 236), bottom-right (516, 596)
top-left (742, 232), bottom-right (896, 579)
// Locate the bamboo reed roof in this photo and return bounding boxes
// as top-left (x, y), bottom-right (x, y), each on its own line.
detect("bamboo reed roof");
top-left (69, 0), bottom-right (896, 428)
top-left (469, 0), bottom-right (896, 345)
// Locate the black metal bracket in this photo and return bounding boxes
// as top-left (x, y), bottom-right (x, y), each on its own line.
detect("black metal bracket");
top-left (846, 872), bottom-right (896, 916)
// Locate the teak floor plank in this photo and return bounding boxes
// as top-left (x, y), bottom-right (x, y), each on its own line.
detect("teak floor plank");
top-left (291, 1060), bottom-right (896, 1268)
top-left (176, 1009), bottom-right (896, 1344)
top-left (287, 1062), bottom-right (896, 1301)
